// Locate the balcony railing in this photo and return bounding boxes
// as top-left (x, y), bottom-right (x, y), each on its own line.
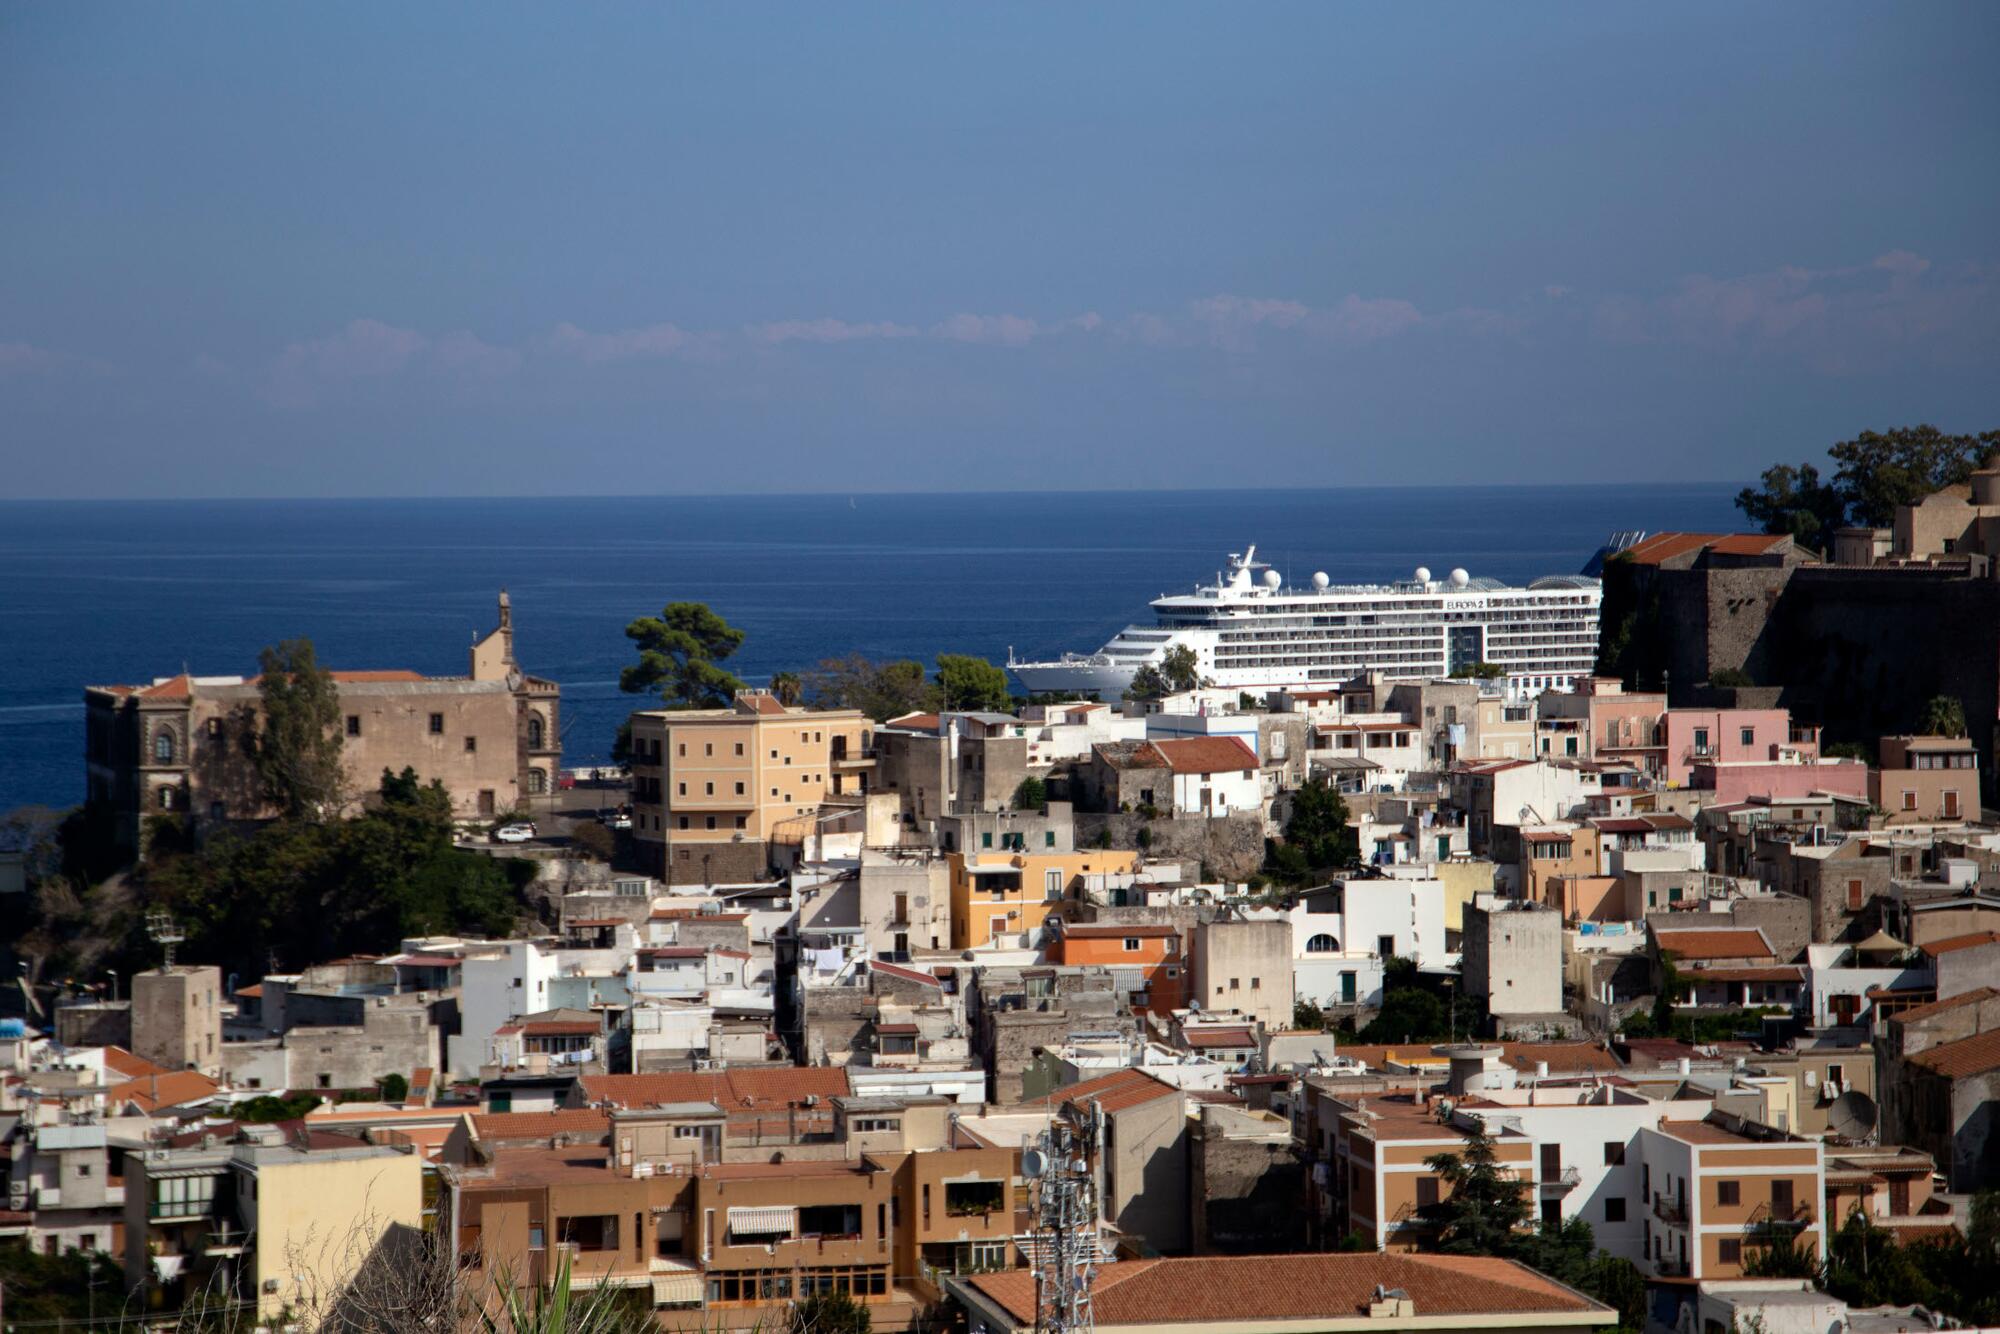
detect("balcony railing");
top-left (1539, 1166), bottom-right (1582, 1195)
top-left (1652, 1194), bottom-right (1689, 1227)
top-left (1748, 1201), bottom-right (1814, 1231)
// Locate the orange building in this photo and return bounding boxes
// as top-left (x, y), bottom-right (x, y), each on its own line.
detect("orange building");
top-left (1049, 924), bottom-right (1187, 1014)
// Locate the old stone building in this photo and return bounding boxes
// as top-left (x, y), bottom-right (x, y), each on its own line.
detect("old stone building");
top-left (84, 592), bottom-right (560, 852)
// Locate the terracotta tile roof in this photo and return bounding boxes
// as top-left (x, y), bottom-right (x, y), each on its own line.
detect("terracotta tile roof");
top-left (1690, 966), bottom-right (1806, 984)
top-left (1618, 533), bottom-right (1793, 567)
top-left (739, 693), bottom-right (788, 716)
top-left (1094, 741), bottom-right (1169, 772)
top-left (1651, 926), bottom-right (1774, 961)
top-left (966, 1252), bottom-right (1604, 1326)
top-left (1893, 987), bottom-right (2000, 1024)
top-left (1061, 924), bottom-right (1180, 940)
top-left (1658, 1119), bottom-right (1767, 1146)
top-left (1060, 1068), bottom-right (1180, 1114)
top-left (109, 1070), bottom-right (221, 1114)
top-left (578, 1066), bottom-right (850, 1111)
top-left (885, 712), bottom-right (941, 733)
top-left (871, 961), bottom-right (945, 989)
top-left (137, 674), bottom-right (193, 700)
top-left (234, 984), bottom-right (264, 999)
top-left (1921, 932), bottom-right (2000, 958)
top-left (101, 1047), bottom-right (168, 1080)
top-left (1908, 1030), bottom-right (2000, 1079)
top-left (518, 1021), bottom-right (600, 1037)
top-left (1498, 1042), bottom-right (1623, 1075)
top-left (1151, 735), bottom-right (1259, 774)
top-left (1181, 1027), bottom-right (1257, 1048)
top-left (471, 1109), bottom-right (610, 1141)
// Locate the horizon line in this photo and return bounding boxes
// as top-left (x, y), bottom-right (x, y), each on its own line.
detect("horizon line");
top-left (0, 477), bottom-right (1751, 505)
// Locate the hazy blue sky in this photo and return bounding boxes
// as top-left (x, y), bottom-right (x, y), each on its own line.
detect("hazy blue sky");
top-left (3, 4), bottom-right (1996, 498)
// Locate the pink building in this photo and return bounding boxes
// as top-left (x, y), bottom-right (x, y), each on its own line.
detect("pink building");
top-left (1662, 708), bottom-right (1820, 787)
top-left (1690, 757), bottom-right (1868, 804)
top-left (1536, 677), bottom-right (1667, 771)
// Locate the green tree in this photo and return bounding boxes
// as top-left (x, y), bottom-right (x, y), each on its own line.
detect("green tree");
top-left (1159, 643), bottom-right (1203, 693)
top-left (804, 653), bottom-right (940, 721)
top-left (238, 1091), bottom-right (324, 1122)
top-left (1709, 667), bottom-right (1755, 688)
top-left (256, 637), bottom-right (347, 820)
top-left (1420, 1124), bottom-right (1533, 1252)
top-left (1743, 1226), bottom-right (1822, 1278)
top-left (0, 1245), bottom-right (127, 1324)
top-left (569, 819), bottom-right (616, 862)
top-left (619, 602), bottom-right (747, 709)
top-left (1123, 663), bottom-right (1171, 702)
top-left (1281, 776), bottom-right (1357, 873)
top-left (787, 1289), bottom-right (872, 1334)
top-left (770, 670), bottom-right (804, 706)
top-left (1294, 997), bottom-right (1326, 1030)
top-left (1013, 776), bottom-right (1048, 810)
top-left (1829, 425), bottom-right (1998, 528)
top-left (1735, 461), bottom-right (1847, 548)
top-left (378, 1072), bottom-right (410, 1103)
top-left (1921, 694), bottom-right (1968, 738)
top-left (1448, 661), bottom-right (1506, 680)
top-left (935, 653), bottom-right (1013, 712)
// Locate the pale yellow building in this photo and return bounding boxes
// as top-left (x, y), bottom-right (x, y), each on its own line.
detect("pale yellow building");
top-left (947, 848), bottom-right (1139, 949)
top-left (629, 691), bottom-right (874, 884)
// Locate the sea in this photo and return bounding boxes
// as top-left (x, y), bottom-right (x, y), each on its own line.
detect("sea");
top-left (0, 484), bottom-right (1743, 814)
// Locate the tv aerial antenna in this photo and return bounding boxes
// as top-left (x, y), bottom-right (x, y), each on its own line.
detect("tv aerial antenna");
top-left (1026, 1100), bottom-right (1103, 1334)
top-left (145, 910), bottom-right (184, 972)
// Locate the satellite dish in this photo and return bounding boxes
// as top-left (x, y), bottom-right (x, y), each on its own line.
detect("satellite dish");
top-left (1021, 1148), bottom-right (1047, 1179)
top-left (1828, 1091), bottom-right (1877, 1140)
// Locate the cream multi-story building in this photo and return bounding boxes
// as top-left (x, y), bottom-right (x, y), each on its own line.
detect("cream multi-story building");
top-left (628, 692), bottom-right (874, 885)
top-left (84, 592), bottom-right (560, 851)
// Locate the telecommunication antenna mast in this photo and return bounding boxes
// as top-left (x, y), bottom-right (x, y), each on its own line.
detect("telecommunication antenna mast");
top-left (145, 910), bottom-right (184, 972)
top-left (1025, 1100), bottom-right (1102, 1334)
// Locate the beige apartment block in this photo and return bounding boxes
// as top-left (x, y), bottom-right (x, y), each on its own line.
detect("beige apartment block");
top-left (1872, 736), bottom-right (1980, 825)
top-left (84, 592), bottom-right (560, 852)
top-left (629, 691), bottom-right (874, 885)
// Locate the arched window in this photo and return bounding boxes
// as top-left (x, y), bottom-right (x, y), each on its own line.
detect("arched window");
top-left (526, 714), bottom-right (545, 749)
top-left (1305, 933), bottom-right (1340, 954)
top-left (527, 768), bottom-right (547, 795)
top-left (153, 729), bottom-right (176, 764)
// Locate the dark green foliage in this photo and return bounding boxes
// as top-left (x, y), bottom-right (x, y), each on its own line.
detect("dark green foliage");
top-left (257, 637), bottom-right (347, 820)
top-left (1735, 461), bottom-right (1846, 549)
top-left (147, 767), bottom-right (524, 978)
top-left (1123, 645), bottom-right (1203, 702)
top-left (1709, 667), bottom-right (1755, 688)
top-left (1012, 777), bottom-right (1047, 810)
top-left (378, 1072), bottom-right (410, 1103)
top-left (1921, 694), bottom-right (1967, 738)
top-left (237, 1091), bottom-right (324, 1122)
top-left (1265, 777), bottom-right (1356, 883)
top-left (1294, 998), bottom-right (1326, 1030)
top-left (1735, 425), bottom-right (1999, 537)
top-left (770, 671), bottom-right (804, 706)
top-left (619, 602), bottom-right (747, 709)
top-left (1418, 1143), bottom-right (1644, 1332)
top-left (805, 654), bottom-right (939, 721)
top-left (1806, 1201), bottom-right (2000, 1326)
top-left (788, 1288), bottom-right (872, 1334)
top-left (935, 654), bottom-right (1013, 712)
top-left (569, 819), bottom-right (616, 862)
top-left (1744, 1227), bottom-right (1821, 1278)
top-left (0, 1244), bottom-right (126, 1322)
top-left (1357, 956), bottom-right (1482, 1043)
top-left (1448, 661), bottom-right (1506, 680)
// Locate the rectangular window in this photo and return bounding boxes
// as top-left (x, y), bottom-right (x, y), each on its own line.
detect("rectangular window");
top-left (1771, 1179), bottom-right (1793, 1213)
top-left (678, 782), bottom-right (687, 796)
top-left (704, 743), bottom-right (713, 756)
top-left (1045, 831), bottom-right (1056, 847)
top-left (346, 715), bottom-right (361, 737)
top-left (705, 816), bottom-right (716, 830)
top-left (1740, 727), bottom-right (1755, 746)
top-left (428, 713), bottom-right (444, 735)
top-left (1604, 1141), bottom-right (1625, 1166)
top-left (1045, 870), bottom-right (1063, 900)
top-left (1903, 790), bottom-right (1917, 811)
top-left (1605, 1197), bottom-right (1626, 1223)
top-left (1124, 937), bottom-right (1142, 951)
top-left (1717, 1180), bottom-right (1739, 1206)
top-left (1719, 1238), bottom-right (1742, 1265)
top-left (1229, 978), bottom-right (1240, 990)
top-left (734, 816), bottom-right (746, 830)
top-left (705, 782), bottom-right (714, 795)
top-left (735, 742), bottom-right (744, 756)
top-left (735, 781), bottom-right (745, 795)
top-left (1847, 878), bottom-right (1864, 911)
top-left (464, 736), bottom-right (477, 753)
top-left (982, 832), bottom-right (993, 849)
top-left (1416, 1176), bottom-right (1439, 1208)
top-left (678, 816), bottom-right (690, 830)
top-left (678, 743), bottom-right (686, 757)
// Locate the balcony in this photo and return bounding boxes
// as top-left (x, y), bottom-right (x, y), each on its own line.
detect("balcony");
top-left (1748, 1201), bottom-right (1814, 1232)
top-left (1652, 1194), bottom-right (1689, 1227)
top-left (1538, 1167), bottom-right (1582, 1195)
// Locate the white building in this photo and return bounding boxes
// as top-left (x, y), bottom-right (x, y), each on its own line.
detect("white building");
top-left (1150, 736), bottom-right (1263, 817)
top-left (452, 940), bottom-right (561, 1078)
top-left (1461, 896), bottom-right (1564, 1018)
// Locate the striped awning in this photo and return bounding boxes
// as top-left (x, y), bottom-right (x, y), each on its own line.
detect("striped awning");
top-left (652, 1272), bottom-right (703, 1305)
top-left (726, 1206), bottom-right (794, 1235)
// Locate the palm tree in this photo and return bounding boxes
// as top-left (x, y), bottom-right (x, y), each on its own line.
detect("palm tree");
top-left (771, 671), bottom-right (804, 707)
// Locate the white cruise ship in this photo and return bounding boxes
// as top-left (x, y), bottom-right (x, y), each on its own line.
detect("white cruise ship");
top-left (1008, 546), bottom-right (1602, 700)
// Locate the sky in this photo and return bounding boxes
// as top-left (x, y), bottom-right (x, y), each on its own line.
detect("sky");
top-left (2, 4), bottom-right (1997, 498)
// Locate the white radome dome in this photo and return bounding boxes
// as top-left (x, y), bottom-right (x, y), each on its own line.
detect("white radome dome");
top-left (1263, 569), bottom-right (1283, 589)
top-left (1312, 571), bottom-right (1330, 589)
top-left (1414, 566), bottom-right (1432, 585)
top-left (1449, 567), bottom-right (1470, 588)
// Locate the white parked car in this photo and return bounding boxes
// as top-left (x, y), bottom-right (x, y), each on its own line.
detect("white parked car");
top-left (604, 811), bottom-right (633, 830)
top-left (492, 822), bottom-right (536, 844)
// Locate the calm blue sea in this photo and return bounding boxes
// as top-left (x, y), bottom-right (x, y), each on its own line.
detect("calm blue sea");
top-left (0, 485), bottom-right (1742, 813)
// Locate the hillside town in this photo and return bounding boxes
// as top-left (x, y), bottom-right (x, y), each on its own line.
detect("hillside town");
top-left (7, 452), bottom-right (2000, 1333)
